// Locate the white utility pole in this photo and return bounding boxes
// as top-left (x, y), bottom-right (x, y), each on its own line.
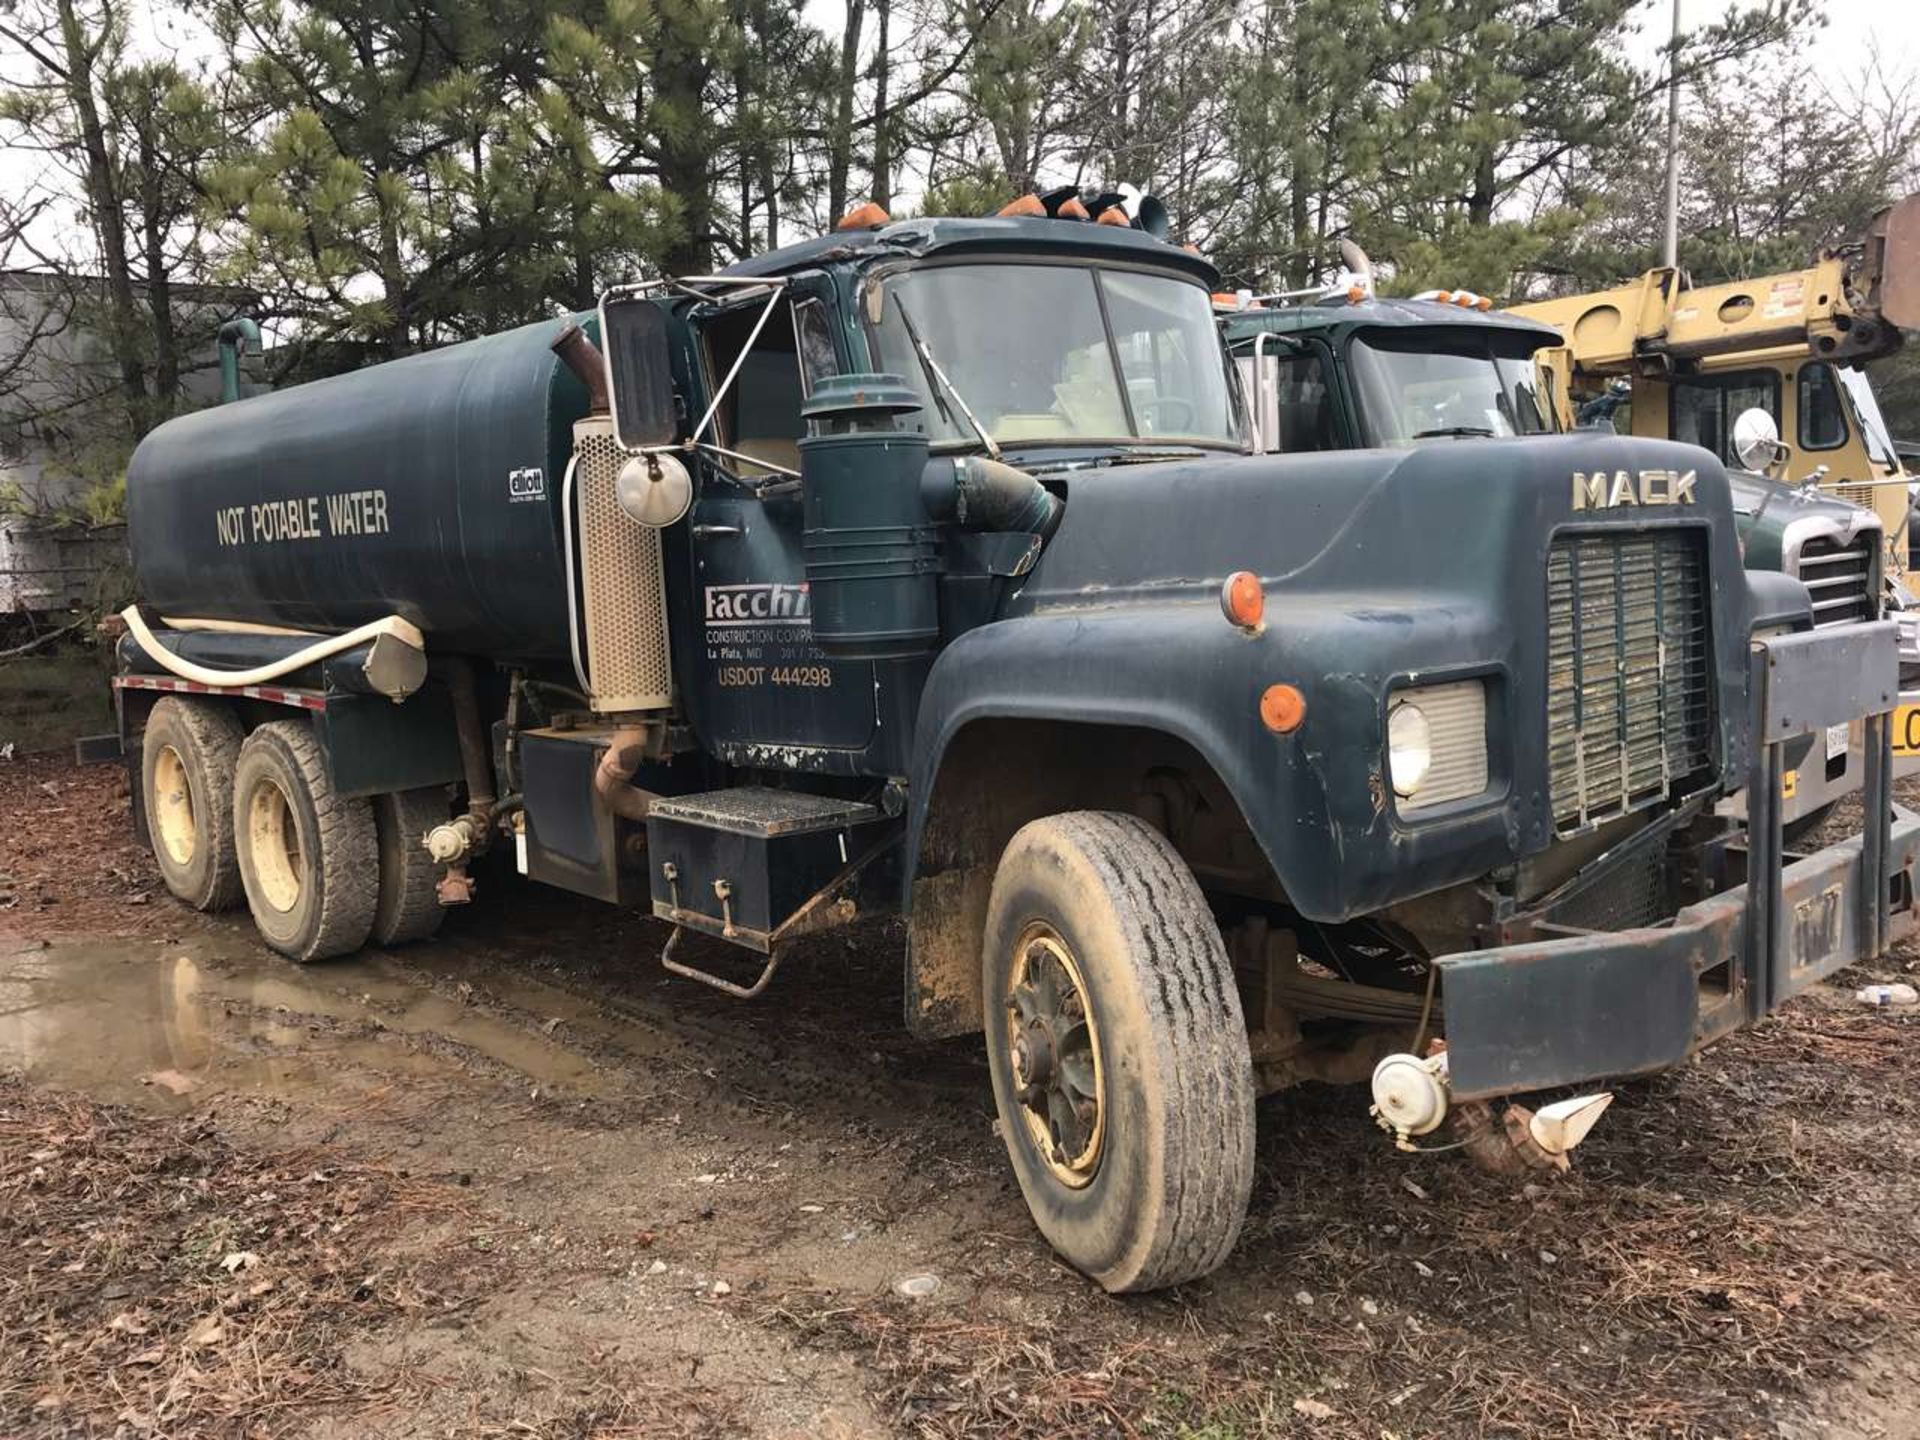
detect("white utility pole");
top-left (1661, 0), bottom-right (1682, 268)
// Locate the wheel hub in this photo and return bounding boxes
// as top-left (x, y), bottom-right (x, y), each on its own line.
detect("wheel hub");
top-left (1005, 924), bottom-right (1106, 1188)
top-left (247, 778), bottom-right (304, 913)
top-left (151, 745), bottom-right (197, 868)
top-left (1012, 1018), bottom-right (1056, 1089)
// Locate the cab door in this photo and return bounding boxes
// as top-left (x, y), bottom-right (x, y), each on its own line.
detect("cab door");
top-left (683, 277), bottom-right (879, 755)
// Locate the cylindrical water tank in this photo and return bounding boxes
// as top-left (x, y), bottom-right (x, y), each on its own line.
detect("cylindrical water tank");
top-left (126, 315), bottom-right (599, 661)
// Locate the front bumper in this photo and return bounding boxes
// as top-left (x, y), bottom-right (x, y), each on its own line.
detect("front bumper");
top-left (1438, 622), bottom-right (1911, 1102)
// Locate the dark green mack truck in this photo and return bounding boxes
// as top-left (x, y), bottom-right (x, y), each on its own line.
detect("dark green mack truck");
top-left (118, 208), bottom-right (1913, 1294)
top-left (1219, 283), bottom-right (1906, 831)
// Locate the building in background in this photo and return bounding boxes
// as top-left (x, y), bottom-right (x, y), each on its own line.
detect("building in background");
top-left (0, 269), bottom-right (239, 618)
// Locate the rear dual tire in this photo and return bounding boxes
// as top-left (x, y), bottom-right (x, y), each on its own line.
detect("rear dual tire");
top-left (141, 697), bottom-right (246, 912)
top-left (233, 720), bottom-right (379, 964)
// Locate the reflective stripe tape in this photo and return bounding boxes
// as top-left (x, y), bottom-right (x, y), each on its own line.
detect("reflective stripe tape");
top-left (112, 674), bottom-right (327, 711)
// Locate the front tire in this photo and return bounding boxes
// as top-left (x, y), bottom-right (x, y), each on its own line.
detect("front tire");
top-left (233, 720), bottom-right (377, 963)
top-left (140, 697), bottom-right (245, 912)
top-left (983, 811), bottom-right (1255, 1293)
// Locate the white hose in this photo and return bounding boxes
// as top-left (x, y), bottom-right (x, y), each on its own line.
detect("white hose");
top-left (119, 606), bottom-right (426, 688)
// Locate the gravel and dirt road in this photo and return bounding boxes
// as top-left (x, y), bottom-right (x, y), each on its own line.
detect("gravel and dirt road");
top-left (3, 750), bottom-right (1919, 1438)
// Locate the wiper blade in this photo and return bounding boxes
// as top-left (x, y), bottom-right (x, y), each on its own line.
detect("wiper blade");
top-left (893, 295), bottom-right (1002, 460)
top-left (1413, 426), bottom-right (1496, 439)
top-left (1105, 447), bottom-right (1207, 465)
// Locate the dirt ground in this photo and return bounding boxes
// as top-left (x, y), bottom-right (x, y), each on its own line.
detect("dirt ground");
top-left (4, 750), bottom-right (1920, 1439)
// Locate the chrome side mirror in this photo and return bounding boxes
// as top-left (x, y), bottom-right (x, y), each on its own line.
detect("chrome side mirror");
top-left (1732, 407), bottom-right (1785, 473)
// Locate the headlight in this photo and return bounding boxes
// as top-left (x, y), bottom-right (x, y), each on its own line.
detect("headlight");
top-left (1387, 702), bottom-right (1432, 798)
top-left (1388, 680), bottom-right (1491, 814)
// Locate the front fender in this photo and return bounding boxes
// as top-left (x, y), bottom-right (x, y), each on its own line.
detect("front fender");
top-left (906, 599), bottom-right (1532, 922)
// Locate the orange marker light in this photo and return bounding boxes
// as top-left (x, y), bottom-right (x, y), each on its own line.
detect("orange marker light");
top-left (1057, 196), bottom-right (1090, 220)
top-left (1220, 570), bottom-right (1265, 630)
top-left (998, 194), bottom-right (1047, 218)
top-left (836, 201), bottom-right (890, 231)
top-left (1260, 684), bottom-right (1307, 734)
top-left (1097, 208), bottom-right (1131, 227)
top-left (1346, 283), bottom-right (1366, 304)
top-left (1435, 291), bottom-right (1453, 304)
top-left (1476, 296), bottom-right (1493, 310)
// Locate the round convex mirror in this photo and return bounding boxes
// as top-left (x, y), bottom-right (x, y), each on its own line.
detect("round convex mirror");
top-left (1731, 407), bottom-right (1783, 472)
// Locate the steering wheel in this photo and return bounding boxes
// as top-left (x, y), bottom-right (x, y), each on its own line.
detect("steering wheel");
top-left (1138, 396), bottom-right (1196, 433)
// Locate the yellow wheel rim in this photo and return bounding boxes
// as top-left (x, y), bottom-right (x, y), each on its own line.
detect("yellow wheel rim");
top-left (1006, 921), bottom-right (1106, 1188)
top-left (247, 778), bottom-right (303, 913)
top-left (151, 745), bottom-right (196, 868)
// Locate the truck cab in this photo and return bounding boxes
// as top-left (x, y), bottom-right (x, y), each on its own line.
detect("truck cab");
top-left (117, 198), bottom-right (1919, 1298)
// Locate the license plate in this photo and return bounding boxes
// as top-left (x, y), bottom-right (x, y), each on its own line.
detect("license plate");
top-left (1826, 722), bottom-right (1851, 761)
top-left (1897, 704), bottom-right (1920, 757)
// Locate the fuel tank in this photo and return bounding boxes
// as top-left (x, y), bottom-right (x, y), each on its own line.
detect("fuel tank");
top-left (126, 315), bottom-right (597, 660)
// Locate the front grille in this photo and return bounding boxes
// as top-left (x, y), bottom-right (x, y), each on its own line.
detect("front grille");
top-left (1792, 533), bottom-right (1876, 628)
top-left (1546, 531), bottom-right (1714, 835)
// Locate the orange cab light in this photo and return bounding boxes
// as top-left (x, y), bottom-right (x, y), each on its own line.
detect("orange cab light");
top-left (1097, 208), bottom-right (1131, 227)
top-left (1476, 296), bottom-right (1494, 310)
top-left (1057, 196), bottom-right (1090, 220)
top-left (1346, 283), bottom-right (1366, 304)
top-left (1182, 242), bottom-right (1203, 256)
top-left (1260, 684), bottom-right (1307, 734)
top-left (998, 194), bottom-right (1047, 218)
top-left (836, 201), bottom-right (890, 231)
top-left (1220, 570), bottom-right (1265, 630)
top-left (1455, 292), bottom-right (1474, 307)
top-left (1435, 291), bottom-right (1453, 304)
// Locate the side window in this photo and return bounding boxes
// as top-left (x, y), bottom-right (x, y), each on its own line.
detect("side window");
top-left (1797, 363), bottom-right (1848, 451)
top-left (792, 297), bottom-right (839, 397)
top-left (702, 297), bottom-right (805, 478)
top-left (1671, 370), bottom-right (1778, 466)
top-left (1274, 352), bottom-right (1336, 452)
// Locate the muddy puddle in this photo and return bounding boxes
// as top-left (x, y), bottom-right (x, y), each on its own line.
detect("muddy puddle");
top-left (0, 932), bottom-right (622, 1108)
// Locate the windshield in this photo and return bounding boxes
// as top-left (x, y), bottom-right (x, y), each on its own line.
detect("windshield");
top-left (868, 263), bottom-right (1244, 449)
top-left (1349, 331), bottom-right (1558, 447)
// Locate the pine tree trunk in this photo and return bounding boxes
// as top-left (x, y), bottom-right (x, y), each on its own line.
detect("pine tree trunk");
top-left (55, 0), bottom-right (146, 423)
top-left (870, 0), bottom-right (893, 211)
top-left (827, 0), bottom-right (865, 222)
top-left (137, 124), bottom-right (178, 422)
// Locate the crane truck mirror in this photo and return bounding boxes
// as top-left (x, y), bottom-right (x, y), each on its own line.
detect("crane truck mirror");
top-left (598, 292), bottom-right (678, 450)
top-left (1732, 406), bottom-right (1785, 473)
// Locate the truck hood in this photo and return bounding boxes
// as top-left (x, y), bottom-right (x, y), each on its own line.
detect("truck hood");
top-left (1727, 465), bottom-right (1881, 573)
